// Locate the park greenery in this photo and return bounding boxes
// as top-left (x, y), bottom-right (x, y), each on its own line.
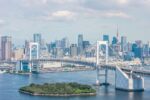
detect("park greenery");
top-left (19, 82), bottom-right (96, 96)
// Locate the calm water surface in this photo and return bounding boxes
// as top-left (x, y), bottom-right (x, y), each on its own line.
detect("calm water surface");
top-left (0, 71), bottom-right (150, 100)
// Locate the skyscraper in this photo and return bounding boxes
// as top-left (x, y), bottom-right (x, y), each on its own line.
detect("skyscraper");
top-left (143, 43), bottom-right (149, 57)
top-left (132, 42), bottom-right (143, 58)
top-left (112, 37), bottom-right (118, 45)
top-left (70, 44), bottom-right (78, 57)
top-left (24, 40), bottom-right (30, 59)
top-left (33, 33), bottom-right (42, 58)
top-left (103, 35), bottom-right (109, 43)
top-left (1, 36), bottom-right (12, 60)
top-left (78, 34), bottom-right (83, 55)
top-left (83, 41), bottom-right (90, 49)
top-left (55, 40), bottom-right (62, 48)
top-left (111, 26), bottom-right (121, 53)
top-left (61, 37), bottom-right (69, 49)
top-left (33, 33), bottom-right (42, 45)
top-left (121, 36), bottom-right (127, 52)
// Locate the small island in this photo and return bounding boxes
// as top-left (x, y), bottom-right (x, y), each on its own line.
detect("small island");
top-left (19, 82), bottom-right (96, 96)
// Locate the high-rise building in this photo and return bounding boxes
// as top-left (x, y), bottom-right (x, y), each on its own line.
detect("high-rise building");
top-left (112, 37), bottom-right (118, 45)
top-left (61, 37), bottom-right (69, 49)
top-left (33, 33), bottom-right (42, 58)
top-left (143, 43), bottom-right (149, 57)
top-left (103, 35), bottom-right (109, 43)
top-left (70, 44), bottom-right (78, 57)
top-left (121, 36), bottom-right (127, 52)
top-left (134, 47), bottom-right (143, 58)
top-left (55, 40), bottom-right (62, 48)
top-left (83, 41), bottom-right (90, 49)
top-left (78, 34), bottom-right (83, 55)
top-left (1, 36), bottom-right (12, 60)
top-left (24, 40), bottom-right (30, 59)
top-left (33, 33), bottom-right (42, 45)
top-left (112, 36), bottom-right (121, 54)
top-left (127, 42), bottom-right (132, 52)
top-left (132, 43), bottom-right (143, 58)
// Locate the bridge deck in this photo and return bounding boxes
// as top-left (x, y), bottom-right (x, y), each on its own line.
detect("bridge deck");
top-left (1, 59), bottom-right (150, 76)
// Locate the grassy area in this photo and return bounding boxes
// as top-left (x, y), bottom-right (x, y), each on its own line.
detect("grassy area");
top-left (19, 82), bottom-right (96, 96)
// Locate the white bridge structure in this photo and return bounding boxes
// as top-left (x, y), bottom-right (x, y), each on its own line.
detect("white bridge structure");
top-left (96, 41), bottom-right (144, 91)
top-left (15, 41), bottom-right (148, 91)
top-left (29, 42), bottom-right (39, 60)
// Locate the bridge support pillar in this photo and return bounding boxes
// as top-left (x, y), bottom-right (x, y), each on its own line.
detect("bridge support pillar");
top-left (96, 67), bottom-right (100, 85)
top-left (96, 66), bottom-right (110, 86)
top-left (105, 68), bottom-right (108, 85)
top-left (96, 41), bottom-right (109, 86)
top-left (20, 61), bottom-right (23, 71)
top-left (29, 63), bottom-right (32, 73)
top-left (103, 68), bottom-right (110, 86)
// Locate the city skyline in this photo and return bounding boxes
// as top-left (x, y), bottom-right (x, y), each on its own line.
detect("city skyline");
top-left (0, 0), bottom-right (150, 45)
top-left (1, 32), bottom-right (149, 46)
top-left (1, 1), bottom-right (150, 100)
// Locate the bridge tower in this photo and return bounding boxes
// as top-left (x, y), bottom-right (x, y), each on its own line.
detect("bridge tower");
top-left (96, 41), bottom-right (109, 85)
top-left (29, 42), bottom-right (39, 72)
top-left (29, 42), bottom-right (39, 60)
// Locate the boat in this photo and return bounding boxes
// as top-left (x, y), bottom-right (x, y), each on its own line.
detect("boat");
top-left (0, 70), bottom-right (6, 74)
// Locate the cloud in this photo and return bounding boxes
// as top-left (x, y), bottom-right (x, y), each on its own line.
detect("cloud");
top-left (52, 11), bottom-right (74, 17)
top-left (115, 0), bottom-right (128, 5)
top-left (42, 9), bottom-right (131, 22)
top-left (104, 11), bottom-right (131, 18)
top-left (44, 10), bottom-right (76, 21)
top-left (23, 0), bottom-right (48, 6)
top-left (76, 8), bottom-right (132, 19)
top-left (50, 0), bottom-right (78, 4)
top-left (0, 19), bottom-right (5, 24)
top-left (0, 19), bottom-right (5, 26)
top-left (0, 0), bottom-right (148, 24)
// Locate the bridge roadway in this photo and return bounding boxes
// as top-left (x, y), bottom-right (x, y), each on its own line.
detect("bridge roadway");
top-left (19, 58), bottom-right (150, 76)
top-left (0, 59), bottom-right (150, 76)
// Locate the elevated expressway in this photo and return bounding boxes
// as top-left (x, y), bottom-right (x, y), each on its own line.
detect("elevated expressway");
top-left (17, 58), bottom-right (150, 76)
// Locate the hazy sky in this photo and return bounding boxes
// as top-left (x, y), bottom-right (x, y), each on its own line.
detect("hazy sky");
top-left (0, 0), bottom-right (150, 45)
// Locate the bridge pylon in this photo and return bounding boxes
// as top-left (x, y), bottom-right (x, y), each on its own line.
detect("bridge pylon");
top-left (96, 41), bottom-right (109, 86)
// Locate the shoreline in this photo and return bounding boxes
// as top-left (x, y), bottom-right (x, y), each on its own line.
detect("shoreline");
top-left (19, 90), bottom-right (96, 97)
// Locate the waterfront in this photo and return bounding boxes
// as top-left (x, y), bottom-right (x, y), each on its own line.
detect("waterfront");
top-left (0, 71), bottom-right (150, 100)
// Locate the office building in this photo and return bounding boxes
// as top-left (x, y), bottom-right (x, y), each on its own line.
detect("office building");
top-left (61, 37), bottom-right (69, 49)
top-left (83, 41), bottom-right (90, 49)
top-left (112, 37), bottom-right (118, 45)
top-left (78, 34), bottom-right (83, 55)
top-left (103, 35), bottom-right (109, 43)
top-left (1, 36), bottom-right (12, 60)
top-left (143, 43), bottom-right (149, 57)
top-left (70, 44), bottom-right (78, 57)
top-left (121, 36), bottom-right (127, 52)
top-left (33, 33), bottom-right (42, 45)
